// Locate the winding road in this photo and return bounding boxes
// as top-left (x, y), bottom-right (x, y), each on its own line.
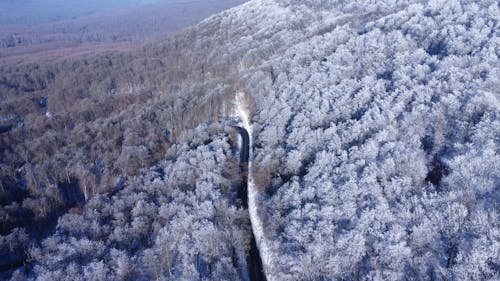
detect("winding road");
top-left (233, 92), bottom-right (274, 281)
top-left (236, 126), bottom-right (267, 281)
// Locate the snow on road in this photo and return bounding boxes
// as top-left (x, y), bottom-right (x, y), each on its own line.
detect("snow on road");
top-left (234, 92), bottom-right (273, 281)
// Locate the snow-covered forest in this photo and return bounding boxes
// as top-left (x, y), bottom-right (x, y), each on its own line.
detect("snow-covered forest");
top-left (1, 0), bottom-right (499, 280)
top-left (19, 123), bottom-right (251, 280)
top-left (248, 1), bottom-right (499, 279)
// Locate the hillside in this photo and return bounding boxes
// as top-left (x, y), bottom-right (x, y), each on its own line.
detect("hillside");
top-left (1, 0), bottom-right (499, 280)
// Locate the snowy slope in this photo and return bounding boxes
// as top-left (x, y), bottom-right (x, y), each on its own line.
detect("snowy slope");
top-left (5, 0), bottom-right (498, 280)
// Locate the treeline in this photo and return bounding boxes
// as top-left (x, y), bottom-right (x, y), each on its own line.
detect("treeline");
top-left (0, 0), bottom-right (296, 214)
top-left (0, 11), bottom-right (254, 277)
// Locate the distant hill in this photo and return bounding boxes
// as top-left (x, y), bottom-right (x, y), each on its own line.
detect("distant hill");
top-left (0, 0), bottom-right (161, 25)
top-left (0, 0), bottom-right (247, 63)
